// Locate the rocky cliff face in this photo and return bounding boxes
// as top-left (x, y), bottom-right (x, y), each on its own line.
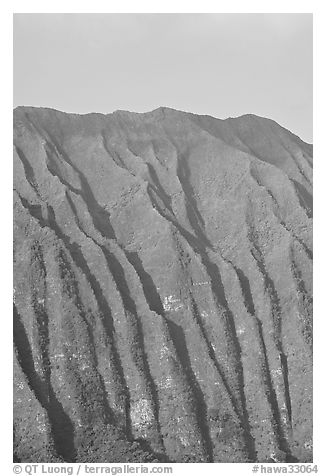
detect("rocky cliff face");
top-left (13, 106), bottom-right (312, 463)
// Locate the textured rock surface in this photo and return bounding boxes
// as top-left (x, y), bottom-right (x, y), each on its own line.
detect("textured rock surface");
top-left (13, 106), bottom-right (313, 463)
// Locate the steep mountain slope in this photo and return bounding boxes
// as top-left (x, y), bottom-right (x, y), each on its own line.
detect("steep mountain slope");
top-left (13, 106), bottom-right (313, 463)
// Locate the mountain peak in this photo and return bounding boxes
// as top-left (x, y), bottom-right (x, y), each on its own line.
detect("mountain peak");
top-left (13, 104), bottom-right (312, 463)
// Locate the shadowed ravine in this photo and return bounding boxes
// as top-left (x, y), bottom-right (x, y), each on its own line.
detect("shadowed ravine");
top-left (13, 106), bottom-right (312, 463)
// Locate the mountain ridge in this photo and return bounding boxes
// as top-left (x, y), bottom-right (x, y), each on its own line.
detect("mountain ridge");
top-left (13, 106), bottom-right (313, 463)
top-left (14, 105), bottom-right (312, 144)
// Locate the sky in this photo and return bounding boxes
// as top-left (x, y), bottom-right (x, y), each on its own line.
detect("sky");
top-left (13, 13), bottom-right (313, 142)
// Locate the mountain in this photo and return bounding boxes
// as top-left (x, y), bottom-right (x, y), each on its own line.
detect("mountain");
top-left (13, 106), bottom-right (313, 463)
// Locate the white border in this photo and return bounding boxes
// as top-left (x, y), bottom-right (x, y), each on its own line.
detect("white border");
top-left (2, 3), bottom-right (323, 475)
top-left (11, 1), bottom-right (314, 13)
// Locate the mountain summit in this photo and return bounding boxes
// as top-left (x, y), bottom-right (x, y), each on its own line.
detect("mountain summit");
top-left (13, 107), bottom-right (312, 463)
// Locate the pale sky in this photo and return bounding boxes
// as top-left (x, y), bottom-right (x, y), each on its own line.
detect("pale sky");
top-left (13, 13), bottom-right (313, 143)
